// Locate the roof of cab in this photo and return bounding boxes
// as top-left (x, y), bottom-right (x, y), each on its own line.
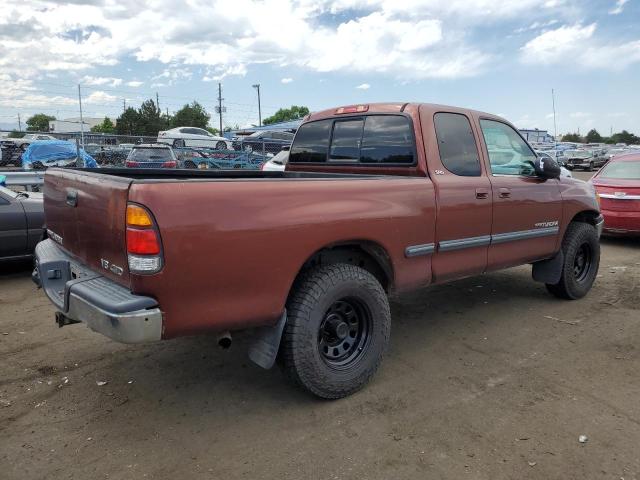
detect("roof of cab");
top-left (305, 102), bottom-right (506, 123)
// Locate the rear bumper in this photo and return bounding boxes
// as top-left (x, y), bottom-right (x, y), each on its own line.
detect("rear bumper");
top-left (601, 210), bottom-right (640, 235)
top-left (33, 239), bottom-right (163, 343)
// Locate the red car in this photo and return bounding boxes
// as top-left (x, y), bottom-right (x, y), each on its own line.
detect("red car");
top-left (591, 153), bottom-right (640, 235)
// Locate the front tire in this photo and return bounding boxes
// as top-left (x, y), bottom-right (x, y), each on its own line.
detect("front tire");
top-left (546, 222), bottom-right (600, 300)
top-left (280, 264), bottom-right (390, 399)
top-left (215, 141), bottom-right (227, 150)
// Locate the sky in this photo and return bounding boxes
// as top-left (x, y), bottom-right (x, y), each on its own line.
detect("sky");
top-left (0, 0), bottom-right (639, 135)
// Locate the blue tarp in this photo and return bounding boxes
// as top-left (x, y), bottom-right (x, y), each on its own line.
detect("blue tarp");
top-left (22, 140), bottom-right (97, 169)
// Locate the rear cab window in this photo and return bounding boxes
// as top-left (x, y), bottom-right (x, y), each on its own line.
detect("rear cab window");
top-left (433, 113), bottom-right (481, 176)
top-left (289, 115), bottom-right (415, 165)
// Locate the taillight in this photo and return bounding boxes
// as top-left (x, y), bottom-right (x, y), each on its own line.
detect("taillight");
top-left (126, 161), bottom-right (139, 168)
top-left (126, 203), bottom-right (162, 274)
top-left (162, 161), bottom-right (177, 168)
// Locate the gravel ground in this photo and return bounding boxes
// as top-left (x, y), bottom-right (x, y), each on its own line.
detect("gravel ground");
top-left (1, 170), bottom-right (639, 480)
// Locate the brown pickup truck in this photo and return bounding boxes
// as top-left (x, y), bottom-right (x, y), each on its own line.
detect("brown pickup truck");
top-left (33, 103), bottom-right (603, 398)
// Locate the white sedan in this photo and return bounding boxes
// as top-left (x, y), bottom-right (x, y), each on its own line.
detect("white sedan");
top-left (261, 149), bottom-right (288, 171)
top-left (157, 127), bottom-right (232, 150)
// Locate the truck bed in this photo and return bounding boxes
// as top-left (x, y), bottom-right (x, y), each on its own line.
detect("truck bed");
top-left (43, 167), bottom-right (437, 338)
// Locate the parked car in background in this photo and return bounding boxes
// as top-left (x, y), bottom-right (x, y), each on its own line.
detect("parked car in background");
top-left (125, 143), bottom-right (178, 168)
top-left (1, 141), bottom-right (24, 167)
top-left (33, 102), bottom-right (602, 399)
top-left (232, 130), bottom-right (295, 153)
top-left (260, 149), bottom-right (289, 171)
top-left (157, 127), bottom-right (232, 150)
top-left (591, 152), bottom-right (640, 236)
top-left (0, 185), bottom-right (44, 260)
top-left (564, 149), bottom-right (607, 171)
top-left (5, 133), bottom-right (57, 151)
top-left (22, 141), bottom-right (97, 170)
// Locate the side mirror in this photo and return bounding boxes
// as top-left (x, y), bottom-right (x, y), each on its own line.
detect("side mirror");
top-left (534, 156), bottom-right (561, 180)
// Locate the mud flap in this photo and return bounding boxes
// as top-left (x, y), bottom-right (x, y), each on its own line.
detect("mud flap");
top-left (248, 311), bottom-right (287, 369)
top-left (532, 250), bottom-right (564, 284)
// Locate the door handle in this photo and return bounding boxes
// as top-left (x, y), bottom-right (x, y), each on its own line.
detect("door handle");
top-left (499, 188), bottom-right (511, 198)
top-left (475, 188), bottom-right (489, 199)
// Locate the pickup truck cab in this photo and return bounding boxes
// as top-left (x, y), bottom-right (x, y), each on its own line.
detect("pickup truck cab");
top-left (33, 103), bottom-right (603, 398)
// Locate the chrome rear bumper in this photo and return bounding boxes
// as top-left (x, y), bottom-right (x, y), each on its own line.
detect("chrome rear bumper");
top-left (33, 239), bottom-right (162, 343)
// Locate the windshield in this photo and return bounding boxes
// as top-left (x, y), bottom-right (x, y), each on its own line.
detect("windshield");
top-left (128, 148), bottom-right (175, 162)
top-left (248, 131), bottom-right (264, 138)
top-left (599, 160), bottom-right (640, 180)
top-left (565, 150), bottom-right (592, 158)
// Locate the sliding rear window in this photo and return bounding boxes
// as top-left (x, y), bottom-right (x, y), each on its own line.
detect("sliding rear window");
top-left (289, 115), bottom-right (415, 165)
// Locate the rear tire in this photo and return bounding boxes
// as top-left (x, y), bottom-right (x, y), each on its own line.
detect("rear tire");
top-left (280, 263), bottom-right (390, 399)
top-left (173, 139), bottom-right (185, 148)
top-left (215, 141), bottom-right (227, 150)
top-left (546, 221), bottom-right (600, 300)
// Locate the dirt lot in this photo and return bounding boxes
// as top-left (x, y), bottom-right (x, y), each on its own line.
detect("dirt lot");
top-left (1, 171), bottom-right (639, 480)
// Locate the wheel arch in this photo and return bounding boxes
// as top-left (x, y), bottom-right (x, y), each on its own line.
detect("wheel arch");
top-left (570, 209), bottom-right (601, 226)
top-left (292, 241), bottom-right (395, 294)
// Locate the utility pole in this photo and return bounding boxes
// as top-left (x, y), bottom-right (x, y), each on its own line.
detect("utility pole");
top-left (551, 89), bottom-right (557, 146)
top-left (156, 92), bottom-right (160, 112)
top-left (78, 84), bottom-right (85, 148)
top-left (252, 84), bottom-right (262, 127)
top-left (17, 113), bottom-right (22, 132)
top-left (218, 83), bottom-right (223, 135)
top-left (123, 99), bottom-right (126, 113)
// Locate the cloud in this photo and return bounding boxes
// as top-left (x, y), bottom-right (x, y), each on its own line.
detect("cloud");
top-left (281, 77), bottom-right (293, 84)
top-left (80, 76), bottom-right (122, 87)
top-left (84, 91), bottom-right (117, 104)
top-left (0, 0), bottom-right (520, 84)
top-left (609, 0), bottom-right (629, 14)
top-left (520, 23), bottom-right (640, 69)
top-left (355, 83), bottom-right (370, 90)
top-left (126, 80), bottom-right (144, 87)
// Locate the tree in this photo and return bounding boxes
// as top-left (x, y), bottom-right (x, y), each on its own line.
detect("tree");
top-left (263, 105), bottom-right (309, 125)
top-left (561, 133), bottom-right (582, 143)
top-left (205, 126), bottom-right (220, 136)
top-left (585, 129), bottom-right (602, 143)
top-left (138, 99), bottom-right (164, 136)
top-left (610, 130), bottom-right (640, 145)
top-left (116, 107), bottom-right (142, 135)
top-left (91, 117), bottom-right (115, 134)
top-left (170, 102), bottom-right (211, 129)
top-left (26, 114), bottom-right (55, 132)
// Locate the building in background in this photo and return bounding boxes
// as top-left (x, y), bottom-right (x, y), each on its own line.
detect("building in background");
top-left (49, 117), bottom-right (103, 133)
top-left (519, 128), bottom-right (555, 144)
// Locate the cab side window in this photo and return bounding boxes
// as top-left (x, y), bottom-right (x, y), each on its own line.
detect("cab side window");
top-left (480, 120), bottom-right (537, 176)
top-left (433, 113), bottom-right (481, 176)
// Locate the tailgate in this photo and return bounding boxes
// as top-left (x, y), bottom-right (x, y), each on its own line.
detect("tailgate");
top-left (43, 169), bottom-right (132, 286)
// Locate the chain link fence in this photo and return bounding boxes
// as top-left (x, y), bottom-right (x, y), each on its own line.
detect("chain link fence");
top-left (1, 130), bottom-right (291, 170)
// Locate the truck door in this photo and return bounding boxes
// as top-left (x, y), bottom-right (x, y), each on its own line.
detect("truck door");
top-left (477, 119), bottom-right (563, 270)
top-left (422, 109), bottom-right (493, 282)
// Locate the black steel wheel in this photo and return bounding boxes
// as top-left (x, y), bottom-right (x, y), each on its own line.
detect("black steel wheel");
top-left (281, 263), bottom-right (390, 399)
top-left (546, 221), bottom-right (600, 300)
top-left (318, 298), bottom-right (371, 368)
top-left (573, 243), bottom-right (592, 282)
